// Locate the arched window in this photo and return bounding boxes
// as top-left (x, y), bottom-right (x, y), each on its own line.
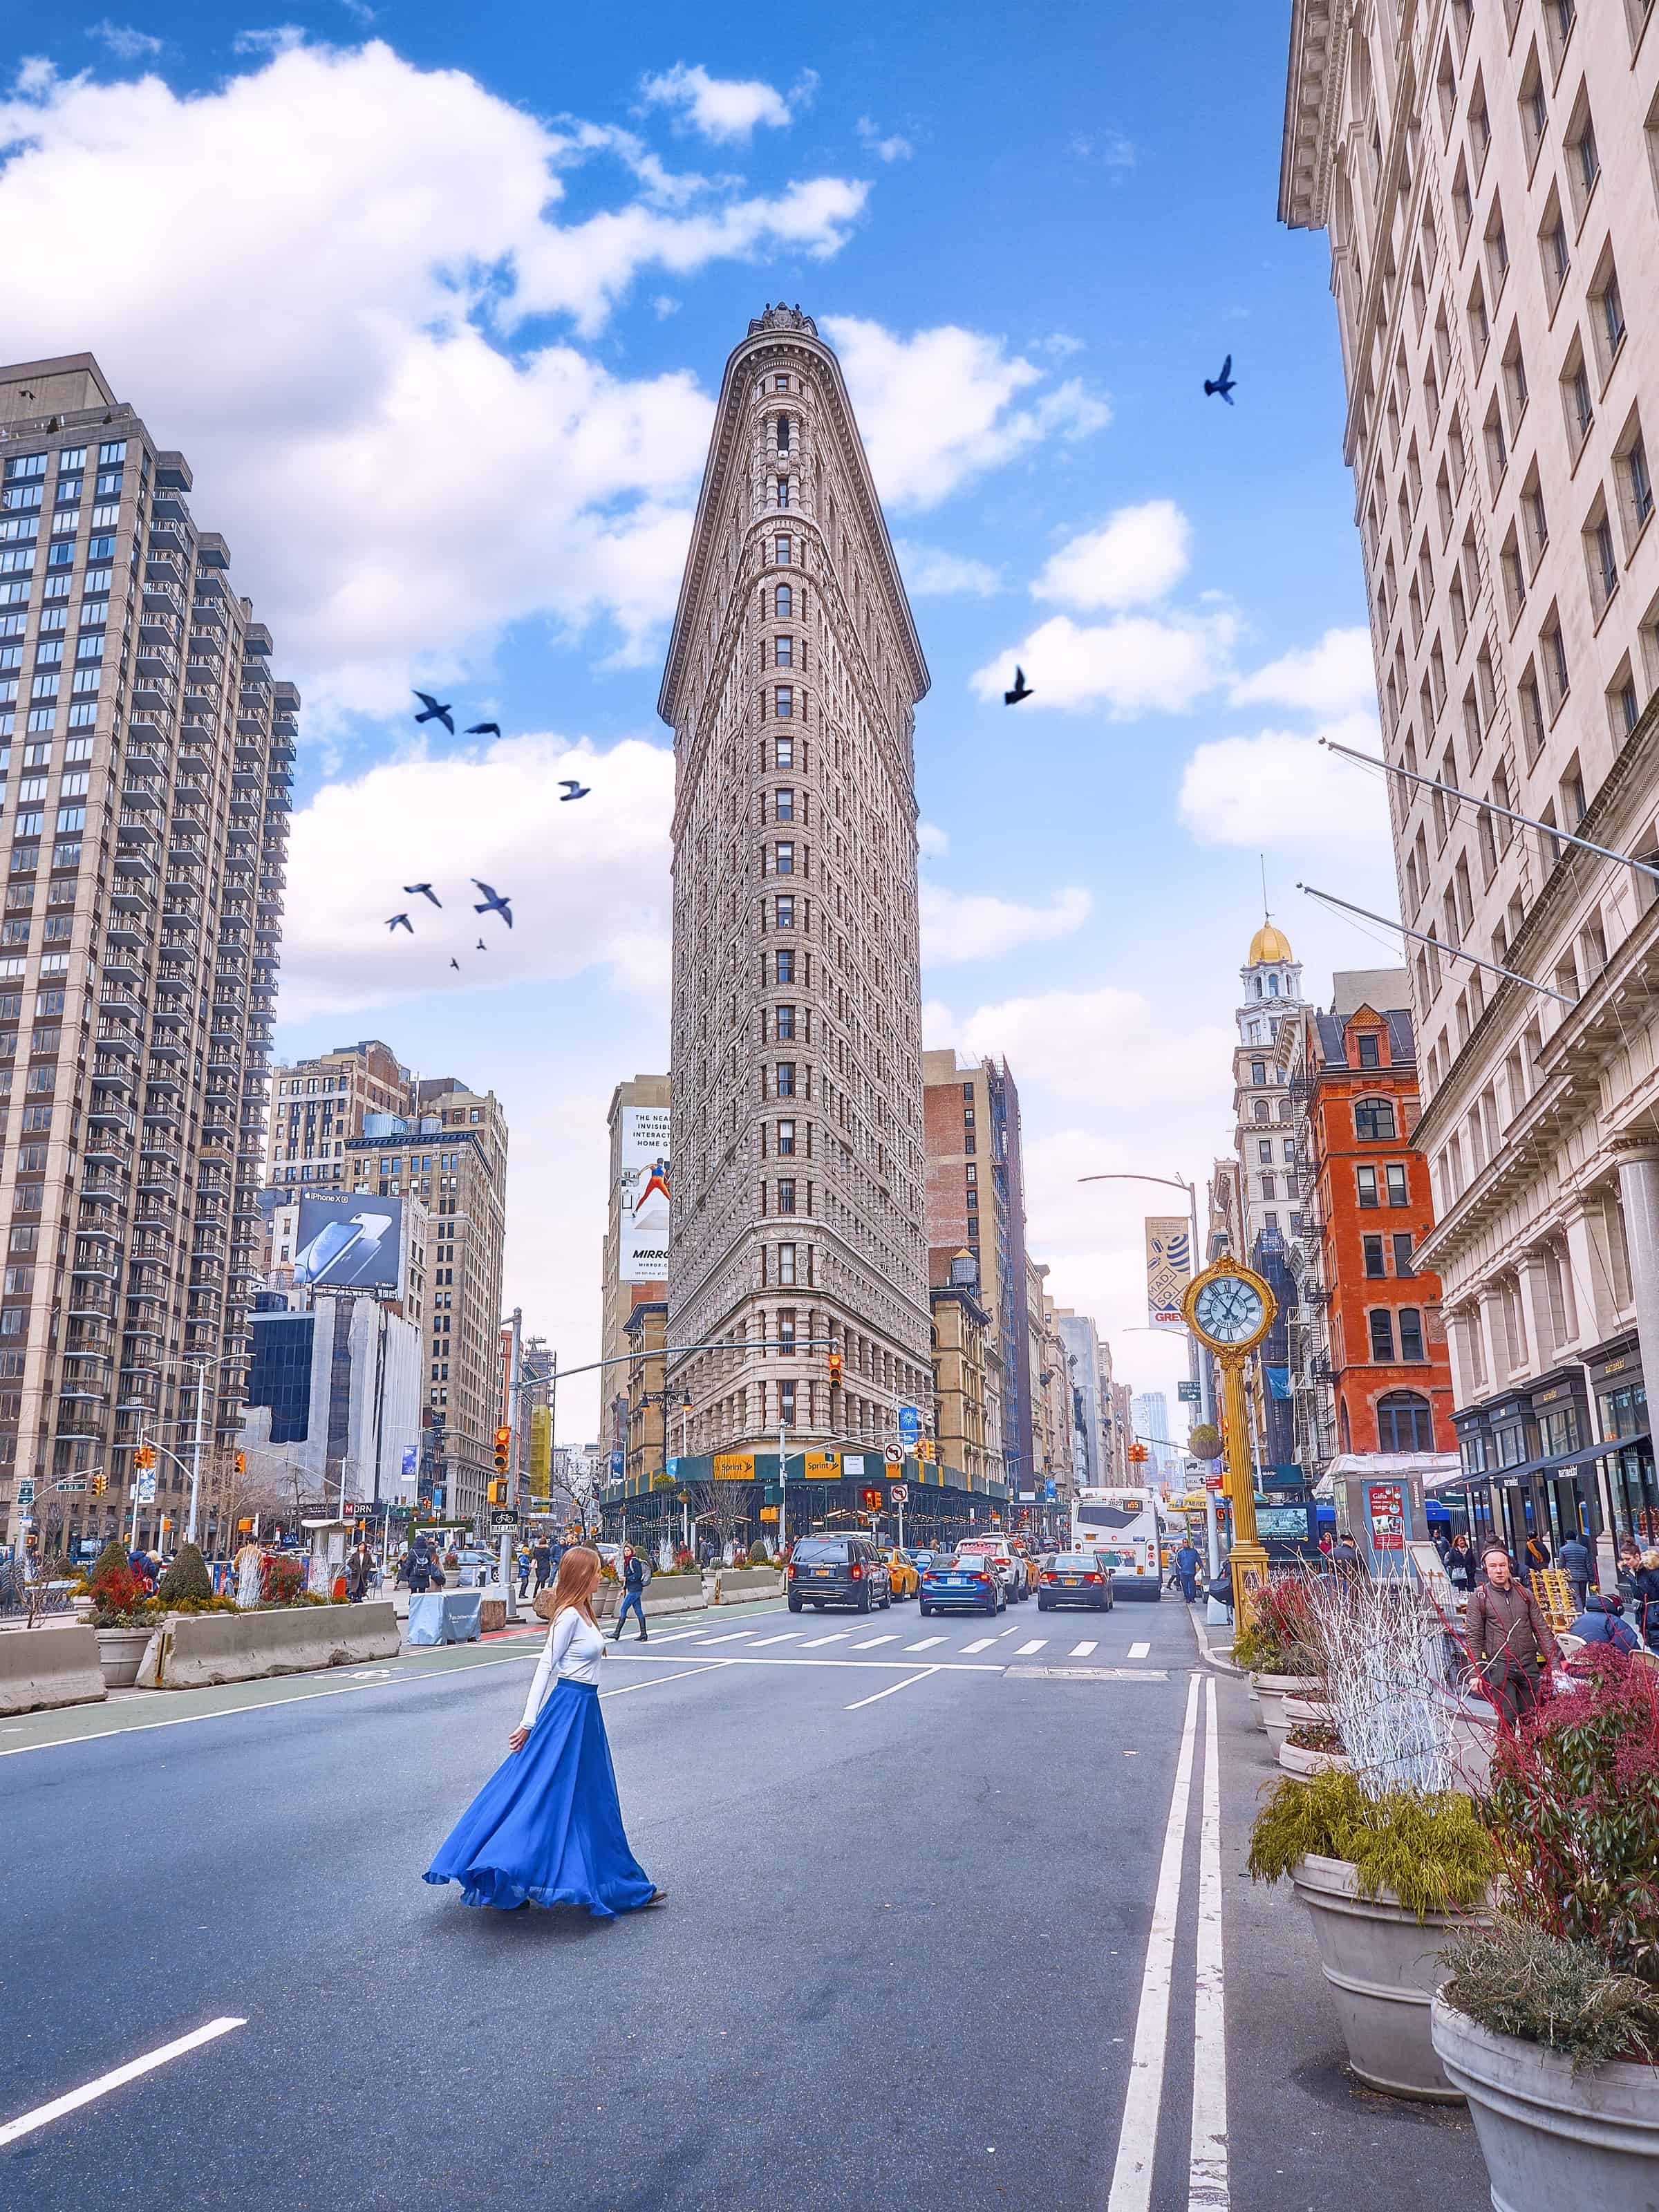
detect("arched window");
top-left (1377, 1390), bottom-right (1434, 1450)
top-left (1255, 977), bottom-right (1264, 999)
top-left (1268, 973), bottom-right (1280, 996)
top-left (775, 583), bottom-right (792, 619)
top-left (1253, 1099), bottom-right (1271, 1123)
top-left (1353, 1096), bottom-right (1397, 1140)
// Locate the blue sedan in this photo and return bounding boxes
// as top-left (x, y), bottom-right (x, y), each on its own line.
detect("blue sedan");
top-left (919, 1556), bottom-right (1004, 1616)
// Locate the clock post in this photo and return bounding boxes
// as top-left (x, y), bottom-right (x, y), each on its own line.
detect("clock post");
top-left (1181, 1254), bottom-right (1277, 1634)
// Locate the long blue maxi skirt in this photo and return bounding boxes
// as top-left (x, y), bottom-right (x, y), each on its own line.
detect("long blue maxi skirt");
top-left (423, 1678), bottom-right (656, 1916)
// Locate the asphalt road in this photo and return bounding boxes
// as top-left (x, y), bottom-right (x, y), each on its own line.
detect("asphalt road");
top-left (3, 1590), bottom-right (1486, 2211)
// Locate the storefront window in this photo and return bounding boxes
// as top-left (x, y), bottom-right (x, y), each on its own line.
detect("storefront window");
top-left (1460, 1431), bottom-right (1489, 1475)
top-left (1494, 1421), bottom-right (1529, 1468)
top-left (1600, 1382), bottom-right (1649, 1441)
top-left (1537, 1405), bottom-right (1581, 1459)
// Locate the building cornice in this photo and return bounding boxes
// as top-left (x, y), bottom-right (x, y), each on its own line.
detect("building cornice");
top-left (657, 310), bottom-right (929, 729)
top-left (1278, 0), bottom-right (1353, 230)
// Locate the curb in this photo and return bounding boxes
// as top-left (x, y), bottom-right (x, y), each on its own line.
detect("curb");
top-left (1185, 1602), bottom-right (1246, 1676)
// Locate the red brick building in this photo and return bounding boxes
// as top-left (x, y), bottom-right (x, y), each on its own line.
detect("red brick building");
top-left (1300, 1000), bottom-right (1455, 1459)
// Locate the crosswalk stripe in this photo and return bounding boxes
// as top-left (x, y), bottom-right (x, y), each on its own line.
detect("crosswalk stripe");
top-left (745, 1631), bottom-right (801, 1648)
top-left (695, 1631), bottom-right (757, 1646)
top-left (1015, 1638), bottom-right (1047, 1656)
top-left (1128, 1641), bottom-right (1151, 1659)
top-left (801, 1631), bottom-right (852, 1648)
top-left (959, 1638), bottom-right (994, 1653)
top-left (1071, 1640), bottom-right (1098, 1658)
top-left (850, 1634), bottom-right (897, 1649)
top-left (905, 1636), bottom-right (945, 1651)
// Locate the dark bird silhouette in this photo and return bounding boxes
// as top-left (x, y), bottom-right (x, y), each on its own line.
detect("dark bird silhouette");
top-left (466, 721), bottom-right (500, 738)
top-left (412, 690), bottom-right (454, 732)
top-left (403, 883), bottom-right (442, 907)
top-left (386, 913), bottom-right (413, 934)
top-left (1004, 665), bottom-right (1033, 706)
top-left (471, 880), bottom-right (513, 928)
top-left (559, 779), bottom-right (590, 801)
top-left (476, 938), bottom-right (488, 952)
top-left (1203, 354), bottom-right (1236, 406)
top-left (449, 958), bottom-right (460, 971)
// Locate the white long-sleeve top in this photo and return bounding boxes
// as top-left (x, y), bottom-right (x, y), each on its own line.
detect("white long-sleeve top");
top-left (519, 1606), bottom-right (606, 1728)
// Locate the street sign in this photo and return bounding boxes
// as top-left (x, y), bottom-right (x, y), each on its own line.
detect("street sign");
top-left (883, 1444), bottom-right (903, 1468)
top-left (55, 1476), bottom-right (88, 1493)
top-left (897, 1405), bottom-right (919, 1445)
top-left (1178, 1380), bottom-right (1201, 1404)
top-left (888, 1483), bottom-right (908, 1505)
top-left (490, 1508), bottom-right (518, 1530)
top-left (17, 1479), bottom-right (34, 1504)
top-left (1044, 1480), bottom-right (1057, 1501)
top-left (1205, 1474), bottom-right (1224, 1491)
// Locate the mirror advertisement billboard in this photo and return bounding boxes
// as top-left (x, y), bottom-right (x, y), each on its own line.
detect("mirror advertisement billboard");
top-left (619, 1105), bottom-right (671, 1284)
top-left (292, 1194), bottom-right (406, 1297)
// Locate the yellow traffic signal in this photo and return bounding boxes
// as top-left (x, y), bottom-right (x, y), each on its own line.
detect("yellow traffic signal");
top-left (493, 1424), bottom-right (511, 1474)
top-left (827, 1350), bottom-right (843, 1384)
top-left (135, 1445), bottom-right (156, 1470)
top-left (235, 1451), bottom-right (247, 1476)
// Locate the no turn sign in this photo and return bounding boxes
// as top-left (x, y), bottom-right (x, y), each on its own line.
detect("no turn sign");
top-left (889, 1483), bottom-right (909, 1505)
top-left (883, 1444), bottom-right (903, 1468)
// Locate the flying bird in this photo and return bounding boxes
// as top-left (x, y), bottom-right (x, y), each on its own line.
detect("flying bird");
top-left (412, 691), bottom-right (454, 733)
top-left (449, 958), bottom-right (460, 971)
top-left (1203, 354), bottom-right (1236, 405)
top-left (386, 914), bottom-right (413, 934)
top-left (1004, 666), bottom-right (1033, 706)
top-left (471, 881), bottom-right (513, 928)
top-left (559, 780), bottom-right (590, 802)
top-left (404, 883), bottom-right (442, 907)
top-left (476, 938), bottom-right (488, 952)
top-left (466, 721), bottom-right (501, 738)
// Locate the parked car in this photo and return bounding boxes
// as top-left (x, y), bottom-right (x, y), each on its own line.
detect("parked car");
top-left (956, 1537), bottom-right (1028, 1601)
top-left (787, 1535), bottom-right (892, 1613)
top-left (884, 1548), bottom-right (919, 1600)
top-left (920, 1555), bottom-right (1004, 1616)
top-left (454, 1546), bottom-right (496, 1588)
top-left (1037, 1553), bottom-right (1117, 1611)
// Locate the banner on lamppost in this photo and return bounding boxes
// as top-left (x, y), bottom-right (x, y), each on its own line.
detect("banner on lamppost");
top-left (1145, 1216), bottom-right (1192, 1333)
top-left (529, 1404), bottom-right (552, 1493)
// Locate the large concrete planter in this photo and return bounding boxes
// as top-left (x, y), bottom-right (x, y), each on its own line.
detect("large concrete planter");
top-left (1432, 1994), bottom-right (1659, 2208)
top-left (1254, 1671), bottom-right (1316, 1747)
top-left (712, 1567), bottom-right (785, 1602)
top-left (1279, 1739), bottom-right (1349, 1777)
top-left (1292, 1853), bottom-right (1486, 2101)
top-left (95, 1626), bottom-right (152, 1688)
top-left (1284, 1694), bottom-right (1333, 1727)
top-left (138, 1601), bottom-right (400, 1687)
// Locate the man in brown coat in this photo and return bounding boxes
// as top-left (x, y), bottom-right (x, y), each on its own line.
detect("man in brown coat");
top-left (1466, 1541), bottom-right (1559, 1726)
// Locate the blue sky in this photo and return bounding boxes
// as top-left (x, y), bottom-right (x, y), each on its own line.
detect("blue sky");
top-left (0, 3), bottom-right (1401, 1436)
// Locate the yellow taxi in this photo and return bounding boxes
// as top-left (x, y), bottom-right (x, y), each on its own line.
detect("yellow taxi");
top-left (884, 1548), bottom-right (919, 1600)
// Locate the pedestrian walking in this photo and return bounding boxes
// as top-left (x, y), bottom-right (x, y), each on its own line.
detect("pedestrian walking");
top-left (612, 1544), bottom-right (648, 1642)
top-left (1556, 1527), bottom-right (1591, 1617)
top-left (1465, 1542), bottom-right (1559, 1728)
top-left (516, 1544), bottom-right (532, 1600)
top-left (531, 1540), bottom-right (553, 1597)
top-left (1443, 1532), bottom-right (1476, 1595)
top-left (1332, 1533), bottom-right (1364, 1578)
top-left (1174, 1539), bottom-right (1201, 1604)
top-left (1523, 1530), bottom-right (1552, 1584)
top-left (346, 1540), bottom-right (371, 1602)
top-left (423, 1547), bottom-right (665, 1916)
top-left (1634, 1548), bottom-right (1659, 1651)
top-left (408, 1543), bottom-right (432, 1595)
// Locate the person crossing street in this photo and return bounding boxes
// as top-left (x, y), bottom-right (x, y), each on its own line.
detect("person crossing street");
top-left (612, 1543), bottom-right (649, 1642)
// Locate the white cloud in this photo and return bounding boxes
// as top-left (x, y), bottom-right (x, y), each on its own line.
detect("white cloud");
top-left (894, 539), bottom-right (1000, 597)
top-left (280, 733), bottom-right (673, 1018)
top-left (86, 21), bottom-right (162, 58)
top-left (0, 44), bottom-right (870, 713)
top-left (926, 984), bottom-right (1227, 1104)
top-left (822, 315), bottom-right (1109, 511)
top-left (638, 62), bottom-right (814, 143)
top-left (1230, 626), bottom-right (1377, 717)
top-left (970, 610), bottom-right (1235, 716)
top-left (856, 115), bottom-right (912, 162)
top-left (232, 26), bottom-right (306, 54)
top-left (1177, 714), bottom-right (1392, 861)
top-left (1032, 500), bottom-right (1191, 611)
top-left (920, 883), bottom-right (1091, 966)
top-left (916, 820), bottom-right (950, 859)
top-left (1071, 129), bottom-right (1136, 168)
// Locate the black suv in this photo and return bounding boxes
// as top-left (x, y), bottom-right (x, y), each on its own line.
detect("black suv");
top-left (787, 1535), bottom-right (892, 1613)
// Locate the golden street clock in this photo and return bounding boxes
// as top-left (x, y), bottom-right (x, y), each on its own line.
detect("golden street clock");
top-left (1182, 1255), bottom-right (1275, 1358)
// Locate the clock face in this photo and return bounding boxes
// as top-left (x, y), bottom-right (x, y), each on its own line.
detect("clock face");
top-left (1193, 1275), bottom-right (1266, 1347)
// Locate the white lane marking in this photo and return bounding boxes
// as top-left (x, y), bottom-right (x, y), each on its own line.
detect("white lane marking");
top-left (693, 1631), bottom-right (756, 1646)
top-left (1128, 1641), bottom-right (1151, 1660)
top-left (1014, 1639), bottom-right (1047, 1656)
top-left (996, 1624), bottom-right (1020, 1638)
top-left (1107, 1673), bottom-right (1202, 2212)
top-left (845, 1667), bottom-right (939, 1711)
top-left (744, 1631), bottom-right (803, 1648)
top-left (601, 1665), bottom-right (727, 1699)
top-left (960, 1638), bottom-right (995, 1653)
top-left (646, 1629), bottom-right (713, 1643)
top-left (1070, 1641), bottom-right (1099, 1658)
top-left (1188, 1677), bottom-right (1229, 2211)
top-left (0, 2017), bottom-right (247, 2147)
top-left (905, 1635), bottom-right (946, 1651)
top-left (850, 1634), bottom-right (897, 1649)
top-left (801, 1631), bottom-right (853, 1648)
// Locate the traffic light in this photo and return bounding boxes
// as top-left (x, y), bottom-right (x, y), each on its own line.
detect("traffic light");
top-left (235, 1451), bottom-right (247, 1477)
top-left (826, 1349), bottom-right (843, 1385)
top-left (90, 1473), bottom-right (106, 1496)
top-left (135, 1445), bottom-right (156, 1470)
top-left (493, 1425), bottom-right (511, 1474)
top-left (488, 1479), bottom-right (506, 1507)
top-left (860, 1485), bottom-right (883, 1512)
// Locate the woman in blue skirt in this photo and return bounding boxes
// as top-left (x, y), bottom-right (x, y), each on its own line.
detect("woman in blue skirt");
top-left (424, 1546), bottom-right (666, 1916)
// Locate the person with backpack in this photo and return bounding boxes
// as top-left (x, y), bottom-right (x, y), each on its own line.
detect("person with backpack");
top-left (1466, 1542), bottom-right (1559, 1727)
top-left (1556, 1527), bottom-right (1591, 1616)
top-left (1174, 1539), bottom-right (1201, 1604)
top-left (1566, 1592), bottom-right (1640, 1653)
top-left (612, 1543), bottom-right (650, 1642)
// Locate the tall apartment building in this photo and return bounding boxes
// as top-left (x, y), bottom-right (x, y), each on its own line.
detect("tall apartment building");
top-left (0, 354), bottom-right (291, 1557)
top-left (1282, 3), bottom-right (1659, 1557)
top-left (659, 306), bottom-right (931, 1460)
top-left (601, 1073), bottom-right (671, 1385)
top-left (929, 1251), bottom-right (1002, 1488)
top-left (268, 1038), bottom-right (411, 1188)
top-left (1234, 923), bottom-right (1307, 1255)
top-left (1058, 1311), bottom-right (1107, 1485)
top-left (923, 1047), bottom-right (1032, 1483)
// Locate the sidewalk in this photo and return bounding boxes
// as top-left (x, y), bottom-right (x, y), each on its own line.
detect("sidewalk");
top-left (1184, 1596), bottom-right (1490, 2204)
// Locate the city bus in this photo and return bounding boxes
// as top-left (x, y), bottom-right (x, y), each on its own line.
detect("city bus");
top-left (1071, 1486), bottom-right (1168, 1600)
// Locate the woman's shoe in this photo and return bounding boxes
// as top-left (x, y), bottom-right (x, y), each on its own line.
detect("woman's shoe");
top-left (644, 1887), bottom-right (669, 1908)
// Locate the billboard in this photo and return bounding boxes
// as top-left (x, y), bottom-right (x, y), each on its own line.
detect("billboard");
top-left (619, 1105), bottom-right (671, 1284)
top-left (1145, 1216), bottom-right (1191, 1333)
top-left (530, 1404), bottom-right (552, 1494)
top-left (292, 1194), bottom-right (406, 1297)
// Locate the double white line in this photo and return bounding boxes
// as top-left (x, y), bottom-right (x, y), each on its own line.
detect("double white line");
top-left (1106, 1674), bottom-right (1228, 2212)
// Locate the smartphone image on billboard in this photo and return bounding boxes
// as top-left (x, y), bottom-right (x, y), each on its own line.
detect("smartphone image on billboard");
top-left (294, 1209), bottom-right (395, 1288)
